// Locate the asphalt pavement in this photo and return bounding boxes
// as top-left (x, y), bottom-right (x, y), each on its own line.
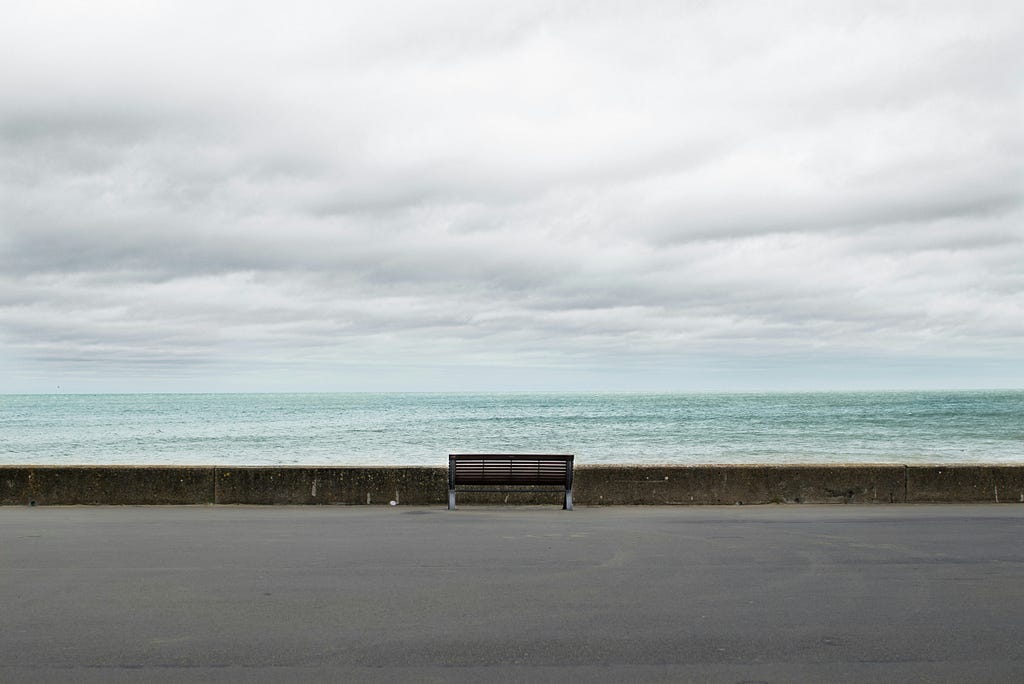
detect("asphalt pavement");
top-left (3, 504), bottom-right (1024, 682)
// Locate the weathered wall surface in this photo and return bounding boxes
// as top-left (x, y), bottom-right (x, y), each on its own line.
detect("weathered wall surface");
top-left (214, 467), bottom-right (447, 505)
top-left (574, 465), bottom-right (908, 505)
top-left (0, 466), bottom-right (447, 506)
top-left (2, 464), bottom-right (1023, 506)
top-left (905, 466), bottom-right (1024, 504)
top-left (1, 466), bottom-right (216, 505)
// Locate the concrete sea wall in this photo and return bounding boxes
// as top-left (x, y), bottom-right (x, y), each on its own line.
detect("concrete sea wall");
top-left (3, 464), bottom-right (1024, 506)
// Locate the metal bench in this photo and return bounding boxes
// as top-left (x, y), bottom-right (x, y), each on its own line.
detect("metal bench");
top-left (448, 454), bottom-right (574, 510)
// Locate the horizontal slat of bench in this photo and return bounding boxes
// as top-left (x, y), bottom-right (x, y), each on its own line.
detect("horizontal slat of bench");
top-left (455, 473), bottom-right (568, 485)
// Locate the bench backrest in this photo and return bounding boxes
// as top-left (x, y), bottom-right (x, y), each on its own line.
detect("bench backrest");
top-left (449, 454), bottom-right (574, 487)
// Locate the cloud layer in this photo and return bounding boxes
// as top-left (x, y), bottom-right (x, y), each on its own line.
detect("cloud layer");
top-left (2, 1), bottom-right (1023, 391)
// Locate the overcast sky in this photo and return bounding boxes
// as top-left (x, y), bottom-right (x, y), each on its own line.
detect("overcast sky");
top-left (2, 0), bottom-right (1022, 393)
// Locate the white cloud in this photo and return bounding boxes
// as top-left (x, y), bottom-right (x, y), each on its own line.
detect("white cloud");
top-left (1, 0), bottom-right (1022, 391)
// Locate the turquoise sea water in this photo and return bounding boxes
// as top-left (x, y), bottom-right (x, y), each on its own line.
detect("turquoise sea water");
top-left (1, 391), bottom-right (1022, 466)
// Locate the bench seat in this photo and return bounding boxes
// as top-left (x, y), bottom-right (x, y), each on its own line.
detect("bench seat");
top-left (448, 454), bottom-right (574, 510)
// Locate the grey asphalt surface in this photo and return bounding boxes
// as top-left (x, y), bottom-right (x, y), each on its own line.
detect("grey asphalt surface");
top-left (3, 504), bottom-right (1024, 683)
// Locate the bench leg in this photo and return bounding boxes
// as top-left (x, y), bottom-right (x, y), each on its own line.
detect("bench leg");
top-left (448, 488), bottom-right (456, 511)
top-left (564, 489), bottom-right (573, 511)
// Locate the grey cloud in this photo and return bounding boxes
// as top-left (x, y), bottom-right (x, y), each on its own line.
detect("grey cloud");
top-left (650, 188), bottom-right (1022, 246)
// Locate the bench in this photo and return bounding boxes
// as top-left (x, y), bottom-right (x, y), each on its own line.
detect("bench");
top-left (448, 454), bottom-right (574, 510)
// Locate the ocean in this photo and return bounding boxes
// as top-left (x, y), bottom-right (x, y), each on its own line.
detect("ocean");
top-left (1, 391), bottom-right (1022, 466)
